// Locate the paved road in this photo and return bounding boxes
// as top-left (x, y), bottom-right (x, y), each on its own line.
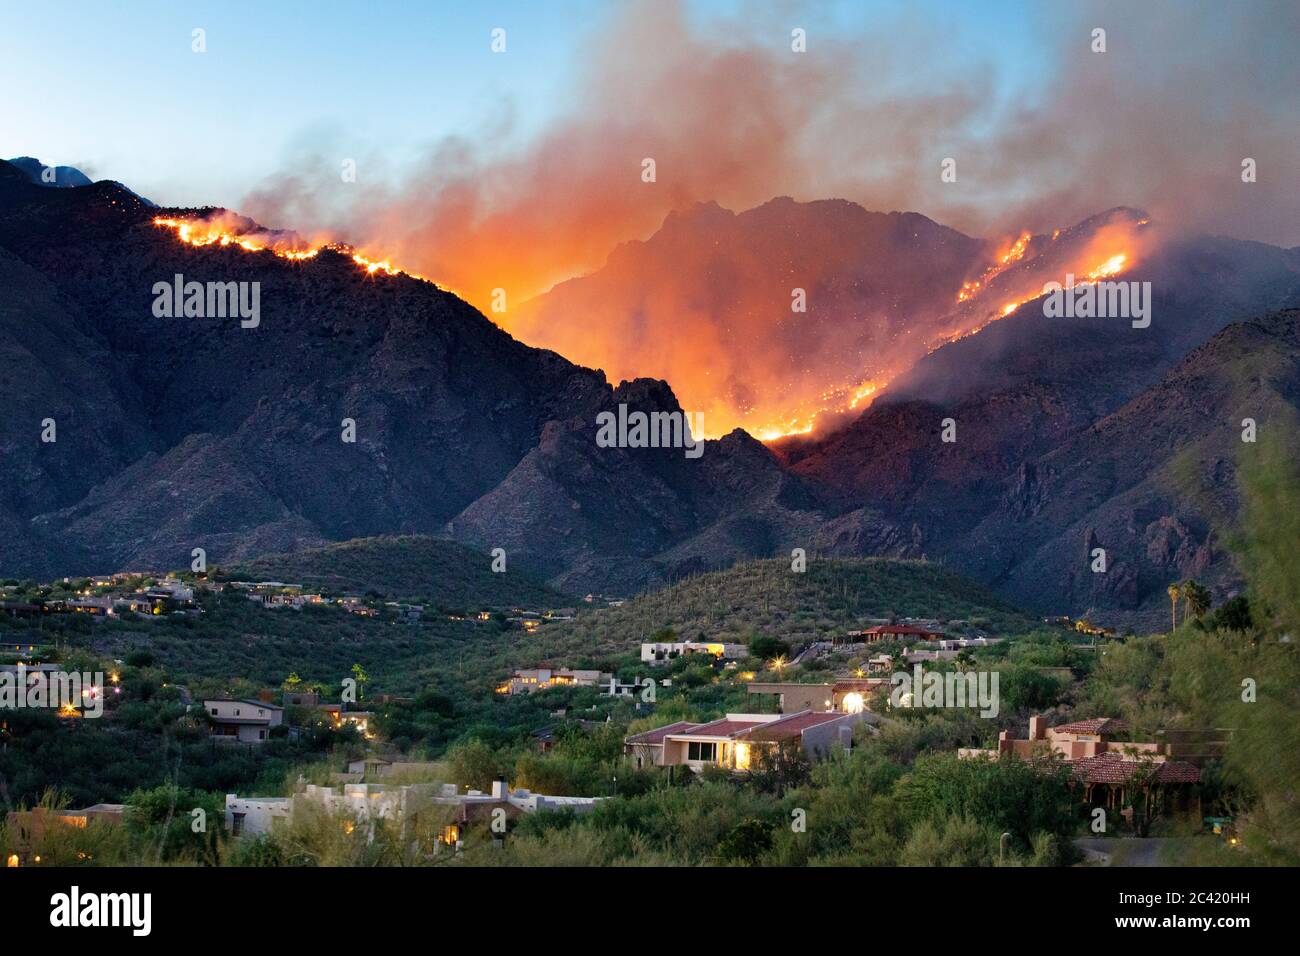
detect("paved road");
top-left (1074, 837), bottom-right (1176, 866)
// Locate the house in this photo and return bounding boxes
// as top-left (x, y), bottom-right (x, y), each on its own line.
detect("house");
top-left (203, 698), bottom-right (284, 743)
top-left (5, 804), bottom-right (126, 865)
top-left (1074, 619), bottom-right (1115, 637)
top-left (640, 641), bottom-right (749, 666)
top-left (841, 624), bottom-right (945, 644)
top-left (497, 668), bottom-right (613, 695)
top-left (224, 780), bottom-right (606, 843)
top-left (65, 597), bottom-right (113, 615)
top-left (224, 796), bottom-right (292, 836)
top-left (936, 637), bottom-right (1003, 651)
top-left (959, 716), bottom-right (1202, 816)
top-left (865, 654), bottom-right (893, 674)
top-left (148, 578), bottom-right (195, 602)
top-left (746, 678), bottom-right (890, 714)
top-left (346, 757), bottom-right (440, 780)
top-left (624, 710), bottom-right (865, 772)
top-left (283, 689), bottom-right (320, 708)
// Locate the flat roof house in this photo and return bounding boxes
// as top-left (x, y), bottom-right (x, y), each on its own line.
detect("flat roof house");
top-left (5, 804), bottom-right (126, 865)
top-left (204, 698), bottom-right (283, 744)
top-left (625, 710), bottom-right (864, 772)
top-left (640, 641), bottom-right (749, 666)
top-left (746, 678), bottom-right (891, 714)
top-left (497, 668), bottom-right (613, 695)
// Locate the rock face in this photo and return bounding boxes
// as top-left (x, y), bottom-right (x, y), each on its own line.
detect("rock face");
top-left (0, 161), bottom-right (898, 589)
top-left (2, 157), bottom-right (1297, 629)
top-left (788, 309), bottom-right (1300, 628)
top-left (0, 160), bottom-right (611, 575)
top-left (510, 197), bottom-right (991, 435)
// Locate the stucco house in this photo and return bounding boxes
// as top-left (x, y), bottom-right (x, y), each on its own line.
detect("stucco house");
top-left (625, 710), bottom-right (864, 772)
top-left (204, 698), bottom-right (283, 744)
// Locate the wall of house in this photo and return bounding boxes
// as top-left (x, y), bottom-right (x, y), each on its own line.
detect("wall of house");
top-left (746, 683), bottom-right (833, 714)
top-left (224, 796), bottom-right (291, 834)
top-left (799, 713), bottom-right (864, 759)
top-left (206, 700), bottom-right (282, 726)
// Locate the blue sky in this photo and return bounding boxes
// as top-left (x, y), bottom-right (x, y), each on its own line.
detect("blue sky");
top-left (1, 0), bottom-right (1048, 209)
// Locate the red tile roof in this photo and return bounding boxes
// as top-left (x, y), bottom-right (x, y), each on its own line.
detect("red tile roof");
top-left (736, 711), bottom-right (847, 743)
top-left (672, 716), bottom-right (774, 739)
top-left (623, 721), bottom-right (699, 745)
top-left (1070, 752), bottom-right (1200, 784)
top-left (1052, 717), bottom-right (1128, 736)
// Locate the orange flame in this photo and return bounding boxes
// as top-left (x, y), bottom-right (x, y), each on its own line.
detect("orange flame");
top-left (956, 232), bottom-right (1033, 303)
top-left (151, 216), bottom-right (434, 285)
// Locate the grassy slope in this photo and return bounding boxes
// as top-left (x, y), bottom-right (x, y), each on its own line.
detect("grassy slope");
top-left (81, 557), bottom-right (1038, 698)
top-left (220, 534), bottom-right (570, 608)
top-left (525, 557), bottom-right (1042, 659)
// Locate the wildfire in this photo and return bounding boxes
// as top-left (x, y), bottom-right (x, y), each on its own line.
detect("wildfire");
top-left (1085, 253), bottom-right (1126, 281)
top-left (748, 378), bottom-right (885, 441)
top-left (956, 232), bottom-right (1033, 303)
top-left (927, 237), bottom-right (1140, 356)
top-left (151, 216), bottom-right (429, 283)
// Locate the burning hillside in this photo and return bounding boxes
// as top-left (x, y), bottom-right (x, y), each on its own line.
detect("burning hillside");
top-left (924, 210), bottom-right (1154, 353)
top-left (148, 202), bottom-right (1152, 443)
top-left (151, 213), bottom-right (432, 282)
top-left (511, 202), bottom-right (1155, 441)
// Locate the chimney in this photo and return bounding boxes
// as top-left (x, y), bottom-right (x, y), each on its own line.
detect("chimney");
top-left (491, 780), bottom-right (509, 800)
top-left (1028, 715), bottom-right (1045, 740)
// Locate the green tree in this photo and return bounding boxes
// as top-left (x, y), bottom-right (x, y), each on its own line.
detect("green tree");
top-left (1182, 581), bottom-right (1212, 621)
top-left (716, 818), bottom-right (774, 865)
top-left (749, 635), bottom-right (790, 661)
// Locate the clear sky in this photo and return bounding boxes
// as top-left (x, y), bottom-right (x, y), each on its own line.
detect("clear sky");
top-left (1, 0), bottom-right (1048, 209)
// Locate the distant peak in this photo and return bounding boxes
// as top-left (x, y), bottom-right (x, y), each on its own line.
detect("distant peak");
top-left (5, 156), bottom-right (94, 189)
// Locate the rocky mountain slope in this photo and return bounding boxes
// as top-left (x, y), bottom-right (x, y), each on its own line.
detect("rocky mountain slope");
top-left (2, 157), bottom-right (1296, 628)
top-left (510, 197), bottom-right (991, 436)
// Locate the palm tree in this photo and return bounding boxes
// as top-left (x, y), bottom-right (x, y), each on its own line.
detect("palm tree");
top-left (1185, 581), bottom-right (1212, 620)
top-left (1167, 583), bottom-right (1181, 631)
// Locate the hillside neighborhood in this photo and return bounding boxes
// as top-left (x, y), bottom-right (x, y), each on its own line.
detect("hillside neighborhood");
top-left (1, 554), bottom-right (1273, 870)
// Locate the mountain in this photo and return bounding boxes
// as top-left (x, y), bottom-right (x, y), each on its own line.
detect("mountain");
top-left (0, 159), bottom-right (610, 575)
top-left (0, 160), bottom-right (880, 590)
top-left (445, 376), bottom-right (914, 595)
top-left (220, 535), bottom-right (568, 607)
top-left (967, 309), bottom-right (1300, 624)
top-left (2, 156), bottom-right (1296, 628)
top-left (510, 197), bottom-right (991, 437)
top-left (6, 156), bottom-right (93, 188)
top-left (787, 308), bottom-right (1300, 627)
